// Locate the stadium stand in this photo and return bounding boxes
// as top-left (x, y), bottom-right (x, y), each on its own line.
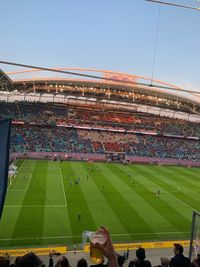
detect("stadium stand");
top-left (0, 101), bottom-right (199, 161)
top-left (9, 125), bottom-right (200, 161)
top-left (1, 101), bottom-right (200, 136)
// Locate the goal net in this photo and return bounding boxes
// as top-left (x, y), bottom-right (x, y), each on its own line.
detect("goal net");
top-left (189, 210), bottom-right (200, 260)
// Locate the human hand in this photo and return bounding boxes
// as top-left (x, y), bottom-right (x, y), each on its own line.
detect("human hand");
top-left (93, 226), bottom-right (116, 262)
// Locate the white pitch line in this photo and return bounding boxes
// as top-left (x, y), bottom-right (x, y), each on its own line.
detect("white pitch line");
top-left (4, 205), bottom-right (67, 208)
top-left (111, 231), bottom-right (190, 236)
top-left (8, 190), bottom-right (27, 192)
top-left (0, 231), bottom-right (190, 241)
top-left (8, 174), bottom-right (32, 193)
top-left (25, 174), bottom-right (32, 191)
top-left (59, 168), bottom-right (68, 207)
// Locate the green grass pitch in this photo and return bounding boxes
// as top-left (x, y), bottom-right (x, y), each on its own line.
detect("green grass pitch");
top-left (0, 159), bottom-right (200, 249)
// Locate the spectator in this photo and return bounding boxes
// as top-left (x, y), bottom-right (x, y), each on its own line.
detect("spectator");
top-left (77, 258), bottom-right (88, 267)
top-left (128, 247), bottom-right (151, 267)
top-left (169, 243), bottom-right (190, 267)
top-left (0, 256), bottom-right (10, 267)
top-left (117, 255), bottom-right (125, 267)
top-left (160, 257), bottom-right (170, 267)
top-left (48, 252), bottom-right (54, 267)
top-left (191, 254), bottom-right (200, 267)
top-left (9, 256), bottom-right (21, 267)
top-left (15, 252), bottom-right (45, 267)
top-left (154, 257), bottom-right (170, 267)
top-left (55, 256), bottom-right (70, 267)
top-left (125, 249), bottom-right (130, 261)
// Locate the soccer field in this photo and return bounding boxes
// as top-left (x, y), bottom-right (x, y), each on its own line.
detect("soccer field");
top-left (0, 159), bottom-right (200, 248)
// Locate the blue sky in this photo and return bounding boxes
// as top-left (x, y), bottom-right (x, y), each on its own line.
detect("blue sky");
top-left (0, 0), bottom-right (200, 90)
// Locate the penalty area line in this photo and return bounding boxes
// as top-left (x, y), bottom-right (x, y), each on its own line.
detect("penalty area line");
top-left (0, 231), bottom-right (190, 241)
top-left (4, 205), bottom-right (67, 208)
top-left (25, 174), bottom-right (32, 191)
top-left (59, 168), bottom-right (68, 207)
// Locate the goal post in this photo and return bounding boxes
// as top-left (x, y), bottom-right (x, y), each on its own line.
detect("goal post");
top-left (189, 210), bottom-right (200, 260)
top-left (105, 152), bottom-right (126, 163)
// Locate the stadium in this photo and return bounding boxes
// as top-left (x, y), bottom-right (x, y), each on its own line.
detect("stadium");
top-left (1, 1), bottom-right (200, 266)
top-left (1, 65), bottom-right (200, 264)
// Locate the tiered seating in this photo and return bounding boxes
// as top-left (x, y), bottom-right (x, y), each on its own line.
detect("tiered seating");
top-left (2, 101), bottom-right (200, 137)
top-left (0, 102), bottom-right (21, 120)
top-left (1, 100), bottom-right (200, 161)
top-left (11, 126), bottom-right (93, 153)
top-left (104, 142), bottom-right (123, 152)
top-left (92, 141), bottom-right (104, 153)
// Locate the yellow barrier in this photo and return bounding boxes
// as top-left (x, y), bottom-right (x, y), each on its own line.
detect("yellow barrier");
top-left (0, 246), bottom-right (67, 257)
top-left (0, 240), bottom-right (190, 256)
top-left (83, 240), bottom-right (190, 253)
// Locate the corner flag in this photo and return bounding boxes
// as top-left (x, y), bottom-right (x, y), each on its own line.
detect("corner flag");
top-left (0, 119), bottom-right (11, 219)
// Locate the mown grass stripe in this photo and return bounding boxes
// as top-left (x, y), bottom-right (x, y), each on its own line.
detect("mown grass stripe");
top-left (140, 165), bottom-right (197, 210)
top-left (110, 164), bottom-right (177, 236)
top-left (0, 160), bottom-right (36, 246)
top-left (164, 166), bottom-right (200, 184)
top-left (1, 160), bottom-right (200, 248)
top-left (91, 163), bottom-right (154, 241)
top-left (10, 160), bottom-right (48, 247)
top-left (127, 165), bottom-right (191, 238)
top-left (41, 161), bottom-right (72, 244)
top-left (148, 166), bottom-right (200, 211)
top-left (80, 162), bottom-right (131, 240)
top-left (45, 161), bottom-right (67, 205)
top-left (60, 161), bottom-right (96, 244)
top-left (171, 166), bottom-right (200, 179)
top-left (165, 166), bottom-right (200, 189)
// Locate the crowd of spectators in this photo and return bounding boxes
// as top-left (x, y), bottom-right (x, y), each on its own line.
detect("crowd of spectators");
top-left (11, 125), bottom-right (200, 161)
top-left (130, 135), bottom-right (200, 161)
top-left (1, 101), bottom-right (200, 138)
top-left (1, 100), bottom-right (200, 161)
top-left (1, 243), bottom-right (199, 267)
top-left (11, 126), bottom-right (93, 154)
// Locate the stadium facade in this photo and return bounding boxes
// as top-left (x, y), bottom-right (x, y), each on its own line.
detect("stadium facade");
top-left (1, 68), bottom-right (200, 122)
top-left (1, 67), bottom-right (200, 166)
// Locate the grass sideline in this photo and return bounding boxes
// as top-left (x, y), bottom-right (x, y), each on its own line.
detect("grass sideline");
top-left (0, 159), bottom-right (199, 248)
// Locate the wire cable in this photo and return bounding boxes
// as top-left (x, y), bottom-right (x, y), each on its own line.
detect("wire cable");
top-left (151, 4), bottom-right (161, 86)
top-left (146, 0), bottom-right (200, 11)
top-left (1, 60), bottom-right (200, 94)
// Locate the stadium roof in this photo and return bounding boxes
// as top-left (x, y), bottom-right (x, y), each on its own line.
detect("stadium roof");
top-left (0, 69), bottom-right (15, 91)
top-left (1, 67), bottom-right (200, 115)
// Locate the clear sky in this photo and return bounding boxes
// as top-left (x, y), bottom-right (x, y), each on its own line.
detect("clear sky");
top-left (0, 0), bottom-right (200, 91)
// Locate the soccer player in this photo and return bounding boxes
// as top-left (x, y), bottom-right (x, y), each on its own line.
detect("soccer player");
top-left (78, 213), bottom-right (81, 221)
